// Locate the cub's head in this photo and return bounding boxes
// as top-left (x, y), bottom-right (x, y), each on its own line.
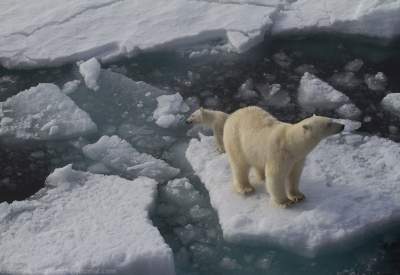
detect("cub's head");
top-left (186, 107), bottom-right (204, 124)
top-left (301, 115), bottom-right (344, 140)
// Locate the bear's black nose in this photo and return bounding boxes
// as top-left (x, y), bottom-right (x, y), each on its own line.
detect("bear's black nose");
top-left (185, 120), bottom-right (192, 124)
top-left (340, 124), bottom-right (345, 132)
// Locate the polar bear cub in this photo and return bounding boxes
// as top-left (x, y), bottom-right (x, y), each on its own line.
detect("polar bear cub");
top-left (223, 106), bottom-right (344, 208)
top-left (186, 108), bottom-right (228, 153)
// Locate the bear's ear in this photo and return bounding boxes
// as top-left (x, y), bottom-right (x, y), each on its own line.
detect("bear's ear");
top-left (199, 107), bottom-right (204, 113)
top-left (303, 124), bottom-right (311, 131)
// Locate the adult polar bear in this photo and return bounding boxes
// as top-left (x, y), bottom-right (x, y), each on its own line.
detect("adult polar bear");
top-left (223, 106), bottom-right (344, 208)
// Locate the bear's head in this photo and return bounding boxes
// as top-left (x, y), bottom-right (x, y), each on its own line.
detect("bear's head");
top-left (300, 115), bottom-right (345, 140)
top-left (186, 107), bottom-right (204, 124)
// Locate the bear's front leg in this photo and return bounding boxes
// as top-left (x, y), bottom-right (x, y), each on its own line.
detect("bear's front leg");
top-left (265, 164), bottom-right (293, 208)
top-left (214, 127), bottom-right (225, 153)
top-left (287, 159), bottom-right (305, 203)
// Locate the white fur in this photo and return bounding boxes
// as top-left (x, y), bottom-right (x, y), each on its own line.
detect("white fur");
top-left (187, 108), bottom-right (228, 153)
top-left (223, 106), bottom-right (344, 208)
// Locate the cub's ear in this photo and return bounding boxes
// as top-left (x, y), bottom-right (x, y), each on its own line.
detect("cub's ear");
top-left (303, 124), bottom-right (311, 131)
top-left (199, 107), bottom-right (204, 112)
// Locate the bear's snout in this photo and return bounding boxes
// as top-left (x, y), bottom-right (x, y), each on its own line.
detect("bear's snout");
top-left (185, 119), bottom-right (192, 124)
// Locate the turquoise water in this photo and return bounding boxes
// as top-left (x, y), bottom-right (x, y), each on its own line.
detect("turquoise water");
top-left (0, 35), bottom-right (399, 274)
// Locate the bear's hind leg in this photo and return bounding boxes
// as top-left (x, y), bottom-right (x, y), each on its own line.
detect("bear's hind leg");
top-left (265, 163), bottom-right (293, 208)
top-left (287, 159), bottom-right (305, 203)
top-left (227, 154), bottom-right (254, 195)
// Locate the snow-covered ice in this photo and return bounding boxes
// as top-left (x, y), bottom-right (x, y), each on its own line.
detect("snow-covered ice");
top-left (153, 93), bottom-right (190, 128)
top-left (298, 73), bottom-right (361, 119)
top-left (79, 57), bottom-right (101, 91)
top-left (381, 93), bottom-right (400, 118)
top-left (0, 165), bottom-right (175, 275)
top-left (186, 134), bottom-right (400, 256)
top-left (0, 0), bottom-right (277, 68)
top-left (273, 0), bottom-right (400, 40)
top-left (83, 135), bottom-right (179, 182)
top-left (1, 1), bottom-right (399, 68)
top-left (0, 83), bottom-right (97, 142)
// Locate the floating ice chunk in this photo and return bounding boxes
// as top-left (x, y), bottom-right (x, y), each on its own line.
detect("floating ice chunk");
top-left (236, 79), bottom-right (259, 101)
top-left (330, 72), bottom-right (362, 89)
top-left (344, 59), bottom-right (364, 72)
top-left (0, 165), bottom-right (175, 275)
top-left (0, 83), bottom-right (97, 142)
top-left (61, 80), bottom-right (81, 95)
top-left (272, 52), bottom-right (292, 68)
top-left (186, 135), bottom-right (400, 256)
top-left (260, 83), bottom-right (290, 107)
top-left (83, 135), bottom-right (179, 182)
top-left (365, 72), bottom-right (388, 92)
top-left (162, 178), bottom-right (203, 208)
top-left (381, 93), bottom-right (400, 118)
top-left (335, 103), bottom-right (362, 120)
top-left (298, 72), bottom-right (350, 112)
top-left (273, 0), bottom-right (400, 40)
top-left (153, 93), bottom-right (190, 128)
top-left (79, 58), bottom-right (101, 91)
top-left (294, 64), bottom-right (318, 75)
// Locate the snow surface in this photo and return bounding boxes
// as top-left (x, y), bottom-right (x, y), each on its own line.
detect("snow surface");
top-left (186, 134), bottom-right (400, 257)
top-left (298, 72), bottom-right (361, 119)
top-left (153, 93), bottom-right (190, 128)
top-left (0, 165), bottom-right (175, 275)
top-left (273, 0), bottom-right (400, 39)
top-left (0, 0), bottom-right (277, 68)
top-left (0, 83), bottom-right (97, 142)
top-left (79, 57), bottom-right (101, 91)
top-left (83, 135), bottom-right (179, 182)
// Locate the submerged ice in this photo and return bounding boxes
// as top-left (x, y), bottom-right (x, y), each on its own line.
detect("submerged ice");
top-left (83, 135), bottom-right (179, 182)
top-left (186, 134), bottom-right (400, 256)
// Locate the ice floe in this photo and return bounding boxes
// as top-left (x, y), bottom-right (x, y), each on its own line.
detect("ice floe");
top-left (0, 83), bottom-right (97, 142)
top-left (186, 134), bottom-right (400, 256)
top-left (0, 165), bottom-right (175, 275)
top-left (0, 0), bottom-right (277, 68)
top-left (273, 0), bottom-right (400, 40)
top-left (83, 135), bottom-right (179, 182)
top-left (298, 73), bottom-right (361, 119)
top-left (153, 93), bottom-right (190, 128)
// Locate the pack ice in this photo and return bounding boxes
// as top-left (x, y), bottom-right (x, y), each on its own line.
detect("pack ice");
top-left (0, 165), bottom-right (175, 275)
top-left (0, 83), bottom-right (97, 142)
top-left (186, 134), bottom-right (400, 257)
top-left (273, 0), bottom-right (400, 39)
top-left (83, 135), bottom-right (180, 182)
top-left (298, 73), bottom-right (361, 119)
